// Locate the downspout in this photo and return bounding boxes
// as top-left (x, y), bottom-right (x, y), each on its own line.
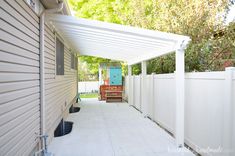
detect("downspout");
top-left (39, 1), bottom-right (63, 151)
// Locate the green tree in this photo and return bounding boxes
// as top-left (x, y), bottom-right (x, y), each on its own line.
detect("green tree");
top-left (78, 56), bottom-right (128, 80)
top-left (69, 0), bottom-right (234, 74)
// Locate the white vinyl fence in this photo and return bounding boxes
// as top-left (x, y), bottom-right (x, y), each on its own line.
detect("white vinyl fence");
top-left (78, 81), bottom-right (99, 93)
top-left (125, 67), bottom-right (235, 156)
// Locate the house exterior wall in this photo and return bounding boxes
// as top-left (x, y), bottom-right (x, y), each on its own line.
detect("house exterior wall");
top-left (44, 23), bottom-right (77, 142)
top-left (0, 0), bottom-right (78, 155)
top-left (0, 0), bottom-right (40, 156)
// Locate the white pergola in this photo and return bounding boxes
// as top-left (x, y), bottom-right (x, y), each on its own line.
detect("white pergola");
top-left (47, 14), bottom-right (190, 147)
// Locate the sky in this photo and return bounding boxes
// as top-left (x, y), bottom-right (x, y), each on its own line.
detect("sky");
top-left (225, 3), bottom-right (235, 24)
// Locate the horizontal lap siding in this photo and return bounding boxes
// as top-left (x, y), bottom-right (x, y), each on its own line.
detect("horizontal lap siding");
top-left (44, 24), bottom-right (77, 142)
top-left (0, 1), bottom-right (40, 156)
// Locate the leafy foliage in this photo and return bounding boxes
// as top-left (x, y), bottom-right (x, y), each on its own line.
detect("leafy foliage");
top-left (69, 0), bottom-right (234, 76)
top-left (78, 56), bottom-right (127, 80)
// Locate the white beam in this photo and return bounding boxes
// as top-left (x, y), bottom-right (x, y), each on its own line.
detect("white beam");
top-left (175, 47), bottom-right (185, 148)
top-left (79, 52), bottom-right (126, 62)
top-left (75, 42), bottom-right (136, 55)
top-left (61, 34), bottom-right (171, 50)
top-left (58, 27), bottom-right (174, 48)
top-left (68, 36), bottom-right (166, 52)
top-left (76, 48), bottom-right (131, 61)
top-left (76, 45), bottom-right (169, 61)
top-left (55, 25), bottom-right (178, 46)
top-left (47, 14), bottom-right (189, 42)
top-left (127, 48), bottom-right (175, 65)
top-left (141, 61), bottom-right (147, 117)
top-left (57, 27), bottom-right (176, 50)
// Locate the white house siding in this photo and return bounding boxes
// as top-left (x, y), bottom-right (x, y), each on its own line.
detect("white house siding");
top-left (0, 0), bottom-right (77, 155)
top-left (44, 24), bottom-right (77, 142)
top-left (0, 0), bottom-right (40, 156)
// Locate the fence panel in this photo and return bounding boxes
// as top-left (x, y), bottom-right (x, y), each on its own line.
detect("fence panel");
top-left (153, 74), bottom-right (176, 134)
top-left (78, 81), bottom-right (99, 93)
top-left (185, 72), bottom-right (225, 153)
top-left (124, 76), bottom-right (129, 101)
top-left (133, 76), bottom-right (141, 110)
top-left (145, 75), bottom-right (153, 118)
top-left (126, 68), bottom-right (235, 156)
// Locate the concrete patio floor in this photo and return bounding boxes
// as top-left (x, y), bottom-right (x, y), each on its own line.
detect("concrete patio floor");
top-left (48, 99), bottom-right (195, 156)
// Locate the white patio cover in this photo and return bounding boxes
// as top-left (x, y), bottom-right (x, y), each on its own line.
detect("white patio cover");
top-left (46, 14), bottom-right (191, 147)
top-left (46, 14), bottom-right (190, 65)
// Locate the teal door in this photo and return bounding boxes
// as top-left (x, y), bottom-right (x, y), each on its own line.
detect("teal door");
top-left (109, 67), bottom-right (122, 85)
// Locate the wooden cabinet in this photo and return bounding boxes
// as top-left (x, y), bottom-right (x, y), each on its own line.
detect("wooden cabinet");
top-left (99, 85), bottom-right (123, 101)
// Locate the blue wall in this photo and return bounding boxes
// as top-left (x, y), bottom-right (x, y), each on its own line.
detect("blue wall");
top-left (109, 67), bottom-right (122, 85)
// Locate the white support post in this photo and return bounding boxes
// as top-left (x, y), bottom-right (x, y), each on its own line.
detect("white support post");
top-left (132, 76), bottom-right (135, 107)
top-left (98, 67), bottom-right (102, 86)
top-left (128, 65), bottom-right (132, 106)
top-left (175, 48), bottom-right (185, 148)
top-left (150, 73), bottom-right (155, 118)
top-left (233, 68), bottom-right (235, 156)
top-left (223, 67), bottom-right (235, 156)
top-left (139, 75), bottom-right (142, 110)
top-left (141, 61), bottom-right (147, 117)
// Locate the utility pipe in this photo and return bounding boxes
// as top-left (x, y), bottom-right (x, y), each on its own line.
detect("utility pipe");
top-left (39, 1), bottom-right (63, 150)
